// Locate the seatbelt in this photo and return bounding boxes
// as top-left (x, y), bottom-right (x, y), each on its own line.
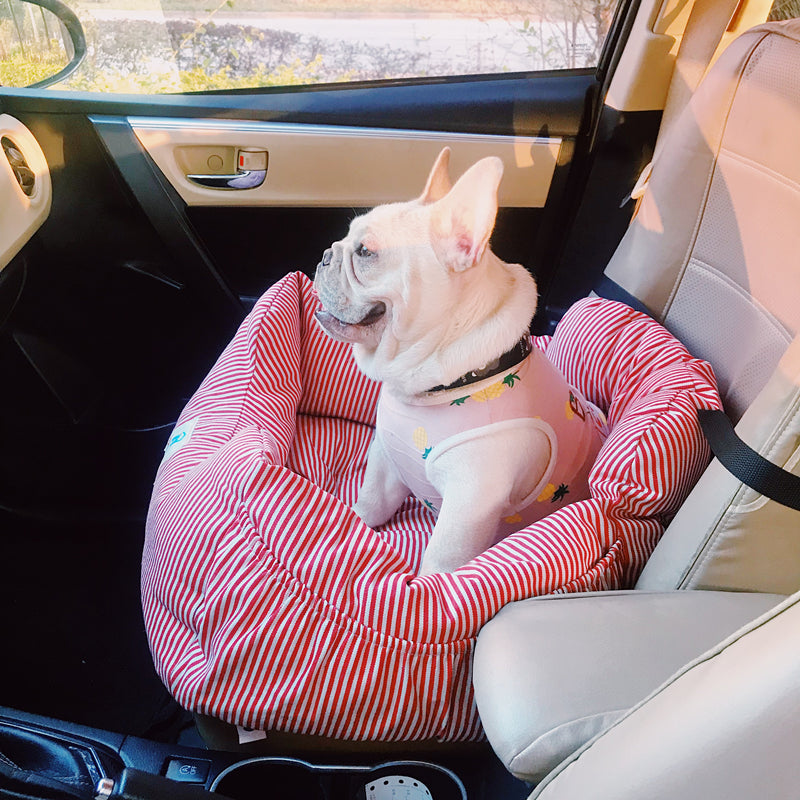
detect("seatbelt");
top-left (698, 409), bottom-right (800, 512)
top-left (621, 0), bottom-right (744, 210)
top-left (607, 0), bottom-right (747, 310)
top-left (592, 275), bottom-right (655, 317)
top-left (655, 0), bottom-right (744, 159)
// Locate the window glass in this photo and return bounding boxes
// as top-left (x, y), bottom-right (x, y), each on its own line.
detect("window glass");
top-left (1, 0), bottom-right (617, 93)
top-left (768, 0), bottom-right (800, 19)
top-left (0, 1), bottom-right (73, 86)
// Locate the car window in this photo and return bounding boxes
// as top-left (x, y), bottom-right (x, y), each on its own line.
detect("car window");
top-left (1, 0), bottom-right (618, 94)
top-left (768, 0), bottom-right (800, 19)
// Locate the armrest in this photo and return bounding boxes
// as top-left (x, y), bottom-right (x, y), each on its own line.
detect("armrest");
top-left (473, 589), bottom-right (784, 784)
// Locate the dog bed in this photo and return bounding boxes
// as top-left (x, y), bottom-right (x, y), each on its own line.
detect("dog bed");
top-left (142, 271), bottom-right (720, 742)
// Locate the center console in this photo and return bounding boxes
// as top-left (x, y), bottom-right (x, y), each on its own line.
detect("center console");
top-left (0, 708), bottom-right (529, 800)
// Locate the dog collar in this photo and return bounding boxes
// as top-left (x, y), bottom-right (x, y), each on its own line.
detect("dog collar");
top-left (426, 335), bottom-right (533, 394)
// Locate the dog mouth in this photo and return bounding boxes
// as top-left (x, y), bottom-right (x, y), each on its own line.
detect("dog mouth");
top-left (318, 301), bottom-right (386, 328)
top-left (354, 302), bottom-right (386, 326)
top-left (314, 301), bottom-right (387, 345)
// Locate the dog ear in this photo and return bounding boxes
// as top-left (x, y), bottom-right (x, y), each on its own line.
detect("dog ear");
top-left (419, 147), bottom-right (452, 204)
top-left (430, 156), bottom-right (503, 273)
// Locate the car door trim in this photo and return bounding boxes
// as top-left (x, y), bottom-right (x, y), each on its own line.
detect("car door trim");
top-left (128, 117), bottom-right (562, 208)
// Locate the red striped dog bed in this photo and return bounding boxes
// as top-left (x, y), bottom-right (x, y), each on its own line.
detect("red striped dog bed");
top-left (142, 271), bottom-right (720, 742)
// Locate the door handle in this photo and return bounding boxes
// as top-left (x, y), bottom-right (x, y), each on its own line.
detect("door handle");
top-left (187, 169), bottom-right (266, 189)
top-left (186, 147), bottom-right (267, 190)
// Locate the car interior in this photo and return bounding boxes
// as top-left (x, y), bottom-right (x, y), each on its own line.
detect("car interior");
top-left (2, 0), bottom-right (800, 798)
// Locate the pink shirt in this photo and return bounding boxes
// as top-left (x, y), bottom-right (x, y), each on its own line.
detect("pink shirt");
top-left (376, 344), bottom-right (608, 534)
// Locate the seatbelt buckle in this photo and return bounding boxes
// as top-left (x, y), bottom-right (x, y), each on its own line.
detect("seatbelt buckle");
top-left (619, 161), bottom-right (653, 222)
top-left (619, 160), bottom-right (653, 208)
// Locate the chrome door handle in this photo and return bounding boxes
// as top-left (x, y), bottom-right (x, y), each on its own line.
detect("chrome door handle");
top-left (187, 169), bottom-right (266, 189)
top-left (187, 147), bottom-right (267, 190)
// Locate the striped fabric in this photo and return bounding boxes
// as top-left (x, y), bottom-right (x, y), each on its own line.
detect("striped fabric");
top-left (142, 272), bottom-right (721, 742)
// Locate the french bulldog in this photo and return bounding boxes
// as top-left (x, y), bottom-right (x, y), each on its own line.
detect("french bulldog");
top-left (314, 148), bottom-right (607, 574)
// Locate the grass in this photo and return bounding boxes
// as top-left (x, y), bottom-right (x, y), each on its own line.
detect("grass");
top-left (0, 49), bottom-right (68, 86)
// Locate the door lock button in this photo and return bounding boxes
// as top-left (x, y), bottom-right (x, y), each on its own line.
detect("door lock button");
top-left (237, 148), bottom-right (268, 172)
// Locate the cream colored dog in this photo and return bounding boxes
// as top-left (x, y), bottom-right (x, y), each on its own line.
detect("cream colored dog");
top-left (314, 148), bottom-right (606, 574)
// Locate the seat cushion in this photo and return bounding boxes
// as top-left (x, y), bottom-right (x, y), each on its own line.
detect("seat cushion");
top-left (529, 590), bottom-right (800, 799)
top-left (473, 589), bottom-right (785, 783)
top-left (141, 272), bottom-right (719, 742)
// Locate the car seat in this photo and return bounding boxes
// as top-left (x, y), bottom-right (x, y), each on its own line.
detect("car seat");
top-left (472, 19), bottom-right (800, 798)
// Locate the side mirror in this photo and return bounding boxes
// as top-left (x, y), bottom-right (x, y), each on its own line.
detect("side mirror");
top-left (1, 0), bottom-right (86, 89)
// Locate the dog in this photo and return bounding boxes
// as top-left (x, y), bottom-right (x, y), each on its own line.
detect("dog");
top-left (314, 147), bottom-right (607, 574)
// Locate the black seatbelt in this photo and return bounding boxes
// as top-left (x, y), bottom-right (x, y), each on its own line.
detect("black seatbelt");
top-left (593, 276), bottom-right (655, 318)
top-left (698, 408), bottom-right (800, 512)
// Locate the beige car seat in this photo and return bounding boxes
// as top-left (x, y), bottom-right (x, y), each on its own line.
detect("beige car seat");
top-left (473, 19), bottom-right (800, 798)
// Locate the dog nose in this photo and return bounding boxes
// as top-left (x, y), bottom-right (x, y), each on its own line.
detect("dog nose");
top-left (321, 248), bottom-right (333, 267)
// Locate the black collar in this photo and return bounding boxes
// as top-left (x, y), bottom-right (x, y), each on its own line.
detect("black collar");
top-left (426, 336), bottom-right (532, 394)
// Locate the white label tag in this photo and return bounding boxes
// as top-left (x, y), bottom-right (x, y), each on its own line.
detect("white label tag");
top-left (162, 418), bottom-right (198, 463)
top-left (236, 725), bottom-right (268, 744)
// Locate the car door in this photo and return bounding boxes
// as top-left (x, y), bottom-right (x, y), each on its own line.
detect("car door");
top-left (0, 0), bottom-right (655, 735)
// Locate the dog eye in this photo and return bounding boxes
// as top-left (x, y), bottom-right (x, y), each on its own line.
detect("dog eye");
top-left (355, 243), bottom-right (376, 258)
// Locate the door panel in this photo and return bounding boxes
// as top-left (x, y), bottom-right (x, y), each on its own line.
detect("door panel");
top-left (1, 111), bottom-right (242, 520)
top-left (130, 117), bottom-right (561, 208)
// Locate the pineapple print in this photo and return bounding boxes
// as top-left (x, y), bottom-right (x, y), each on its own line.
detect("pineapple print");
top-left (471, 381), bottom-right (506, 403)
top-left (565, 390), bottom-right (587, 421)
top-left (451, 372), bottom-right (521, 406)
top-left (551, 484), bottom-right (570, 502)
top-left (504, 512), bottom-right (523, 525)
top-left (537, 483), bottom-right (556, 502)
top-left (412, 426), bottom-right (432, 460)
top-left (537, 482), bottom-right (570, 504)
